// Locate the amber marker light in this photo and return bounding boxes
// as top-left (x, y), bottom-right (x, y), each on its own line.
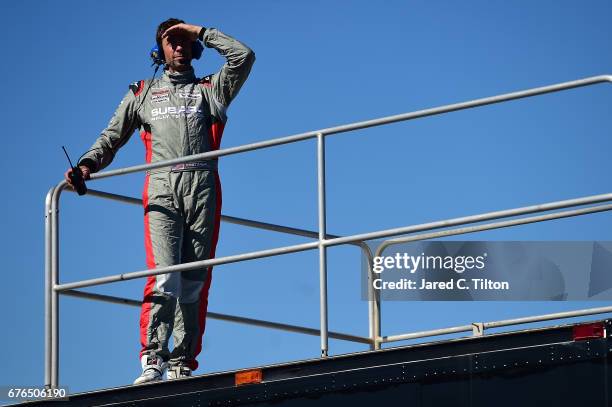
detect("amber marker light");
top-left (235, 369), bottom-right (263, 386)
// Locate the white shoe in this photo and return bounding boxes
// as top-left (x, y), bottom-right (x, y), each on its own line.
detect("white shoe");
top-left (133, 354), bottom-right (168, 385)
top-left (167, 365), bottom-right (192, 380)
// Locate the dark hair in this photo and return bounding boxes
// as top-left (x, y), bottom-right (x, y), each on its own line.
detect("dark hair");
top-left (156, 18), bottom-right (185, 51)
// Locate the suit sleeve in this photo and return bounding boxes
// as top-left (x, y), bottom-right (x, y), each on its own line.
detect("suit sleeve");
top-left (202, 28), bottom-right (256, 108)
top-left (78, 87), bottom-right (142, 172)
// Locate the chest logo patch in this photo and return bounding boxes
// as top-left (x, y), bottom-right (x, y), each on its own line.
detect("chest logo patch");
top-left (151, 88), bottom-right (170, 104)
top-left (177, 91), bottom-right (202, 100)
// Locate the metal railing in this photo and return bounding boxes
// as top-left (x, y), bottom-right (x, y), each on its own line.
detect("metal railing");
top-left (44, 74), bottom-right (612, 389)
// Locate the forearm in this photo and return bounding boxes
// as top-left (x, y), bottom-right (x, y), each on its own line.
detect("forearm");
top-left (78, 135), bottom-right (120, 173)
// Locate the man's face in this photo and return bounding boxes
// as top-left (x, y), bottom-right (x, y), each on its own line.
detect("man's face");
top-left (162, 31), bottom-right (193, 71)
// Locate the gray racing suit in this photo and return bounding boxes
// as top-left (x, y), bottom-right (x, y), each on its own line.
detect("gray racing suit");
top-left (78, 27), bottom-right (255, 370)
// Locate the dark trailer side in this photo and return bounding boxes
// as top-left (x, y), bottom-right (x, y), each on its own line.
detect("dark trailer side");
top-left (14, 318), bottom-right (611, 406)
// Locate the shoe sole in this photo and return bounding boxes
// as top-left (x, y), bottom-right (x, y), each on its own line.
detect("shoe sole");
top-left (133, 375), bottom-right (163, 385)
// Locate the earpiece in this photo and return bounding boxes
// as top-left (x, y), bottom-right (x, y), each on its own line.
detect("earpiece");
top-left (149, 41), bottom-right (204, 66)
top-left (192, 41), bottom-right (204, 60)
top-left (150, 45), bottom-right (165, 66)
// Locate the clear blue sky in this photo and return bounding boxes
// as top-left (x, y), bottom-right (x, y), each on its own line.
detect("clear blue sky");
top-left (2, 0), bottom-right (612, 399)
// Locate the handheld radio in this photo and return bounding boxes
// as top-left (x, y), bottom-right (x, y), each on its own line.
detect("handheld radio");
top-left (62, 146), bottom-right (88, 196)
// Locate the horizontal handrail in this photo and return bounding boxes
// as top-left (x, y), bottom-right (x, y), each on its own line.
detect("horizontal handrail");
top-left (374, 203), bottom-right (612, 258)
top-left (54, 193), bottom-right (612, 292)
top-left (62, 289), bottom-right (371, 344)
top-left (77, 75), bottom-right (612, 181)
top-left (325, 193), bottom-right (612, 248)
top-left (54, 240), bottom-right (319, 291)
top-left (82, 188), bottom-right (369, 249)
top-left (383, 305), bottom-right (612, 343)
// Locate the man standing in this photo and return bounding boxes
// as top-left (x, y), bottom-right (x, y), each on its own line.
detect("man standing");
top-left (64, 18), bottom-right (255, 384)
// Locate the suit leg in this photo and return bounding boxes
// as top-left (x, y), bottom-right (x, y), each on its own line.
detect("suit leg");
top-left (139, 172), bottom-right (184, 363)
top-left (170, 170), bottom-right (221, 370)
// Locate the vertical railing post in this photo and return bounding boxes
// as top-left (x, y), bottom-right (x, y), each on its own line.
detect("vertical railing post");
top-left (44, 188), bottom-right (54, 388)
top-left (317, 132), bottom-right (329, 357)
top-left (366, 255), bottom-right (382, 350)
top-left (50, 186), bottom-right (63, 388)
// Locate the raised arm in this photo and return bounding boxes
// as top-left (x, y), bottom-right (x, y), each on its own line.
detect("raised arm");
top-left (162, 23), bottom-right (256, 107)
top-left (200, 27), bottom-right (256, 107)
